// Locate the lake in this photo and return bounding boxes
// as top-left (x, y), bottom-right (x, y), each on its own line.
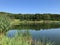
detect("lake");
top-left (6, 23), bottom-right (60, 45)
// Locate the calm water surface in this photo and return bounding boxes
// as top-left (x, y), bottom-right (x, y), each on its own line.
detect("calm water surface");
top-left (7, 24), bottom-right (60, 45)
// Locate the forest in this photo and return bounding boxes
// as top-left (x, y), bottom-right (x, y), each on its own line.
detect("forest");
top-left (0, 12), bottom-right (60, 21)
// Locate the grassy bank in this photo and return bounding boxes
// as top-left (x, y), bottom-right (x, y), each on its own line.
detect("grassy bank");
top-left (11, 19), bottom-right (60, 25)
top-left (1, 31), bottom-right (54, 45)
top-left (1, 36), bottom-right (54, 45)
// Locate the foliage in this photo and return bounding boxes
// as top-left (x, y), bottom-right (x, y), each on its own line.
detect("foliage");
top-left (1, 32), bottom-right (54, 45)
top-left (8, 13), bottom-right (60, 21)
top-left (0, 12), bottom-right (60, 21)
top-left (0, 15), bottom-right (11, 32)
top-left (1, 36), bottom-right (54, 45)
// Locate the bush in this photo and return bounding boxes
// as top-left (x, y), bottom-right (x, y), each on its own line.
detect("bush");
top-left (0, 15), bottom-right (11, 32)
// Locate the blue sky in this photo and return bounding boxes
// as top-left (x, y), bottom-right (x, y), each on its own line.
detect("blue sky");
top-left (0, 0), bottom-right (60, 14)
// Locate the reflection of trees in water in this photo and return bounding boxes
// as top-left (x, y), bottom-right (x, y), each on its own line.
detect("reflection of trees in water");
top-left (17, 30), bottom-right (31, 37)
top-left (12, 23), bottom-right (60, 30)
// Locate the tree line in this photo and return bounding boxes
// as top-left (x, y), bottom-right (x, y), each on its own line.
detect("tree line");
top-left (0, 12), bottom-right (60, 21)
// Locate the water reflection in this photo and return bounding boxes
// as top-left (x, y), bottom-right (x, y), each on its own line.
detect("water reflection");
top-left (6, 30), bottom-right (18, 38)
top-left (6, 23), bottom-right (60, 45)
top-left (7, 28), bottom-right (60, 45)
top-left (12, 23), bottom-right (60, 30)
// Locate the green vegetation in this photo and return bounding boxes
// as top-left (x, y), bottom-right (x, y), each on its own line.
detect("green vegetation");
top-left (0, 12), bottom-right (57, 45)
top-left (1, 36), bottom-right (54, 45)
top-left (0, 12), bottom-right (60, 21)
top-left (0, 14), bottom-right (11, 32)
top-left (1, 31), bottom-right (54, 45)
top-left (8, 13), bottom-right (60, 21)
top-left (0, 12), bottom-right (60, 24)
top-left (0, 12), bottom-right (60, 26)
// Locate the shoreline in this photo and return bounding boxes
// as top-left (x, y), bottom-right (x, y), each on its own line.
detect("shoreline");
top-left (11, 19), bottom-right (60, 25)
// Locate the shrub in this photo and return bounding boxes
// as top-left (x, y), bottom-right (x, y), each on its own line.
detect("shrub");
top-left (0, 15), bottom-right (11, 32)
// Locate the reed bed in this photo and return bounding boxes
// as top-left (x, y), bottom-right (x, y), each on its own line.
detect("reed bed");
top-left (1, 32), bottom-right (54, 45)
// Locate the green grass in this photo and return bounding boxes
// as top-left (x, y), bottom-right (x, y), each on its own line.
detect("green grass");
top-left (1, 32), bottom-right (54, 45)
top-left (11, 19), bottom-right (60, 25)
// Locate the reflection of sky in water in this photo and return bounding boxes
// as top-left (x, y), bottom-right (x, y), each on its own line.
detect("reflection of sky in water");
top-left (30, 28), bottom-right (60, 45)
top-left (7, 28), bottom-right (60, 45)
top-left (7, 30), bottom-right (18, 38)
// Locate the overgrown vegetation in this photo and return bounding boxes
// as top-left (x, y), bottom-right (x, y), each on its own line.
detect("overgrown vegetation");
top-left (1, 36), bottom-right (54, 45)
top-left (0, 12), bottom-right (60, 21)
top-left (9, 13), bottom-right (60, 21)
top-left (0, 12), bottom-right (56, 45)
top-left (1, 31), bottom-right (54, 45)
top-left (0, 14), bottom-right (11, 32)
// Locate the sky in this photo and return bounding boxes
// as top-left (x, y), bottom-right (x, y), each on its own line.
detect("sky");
top-left (0, 0), bottom-right (60, 14)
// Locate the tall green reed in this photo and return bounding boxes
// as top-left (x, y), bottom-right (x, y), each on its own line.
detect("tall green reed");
top-left (1, 31), bottom-right (55, 45)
